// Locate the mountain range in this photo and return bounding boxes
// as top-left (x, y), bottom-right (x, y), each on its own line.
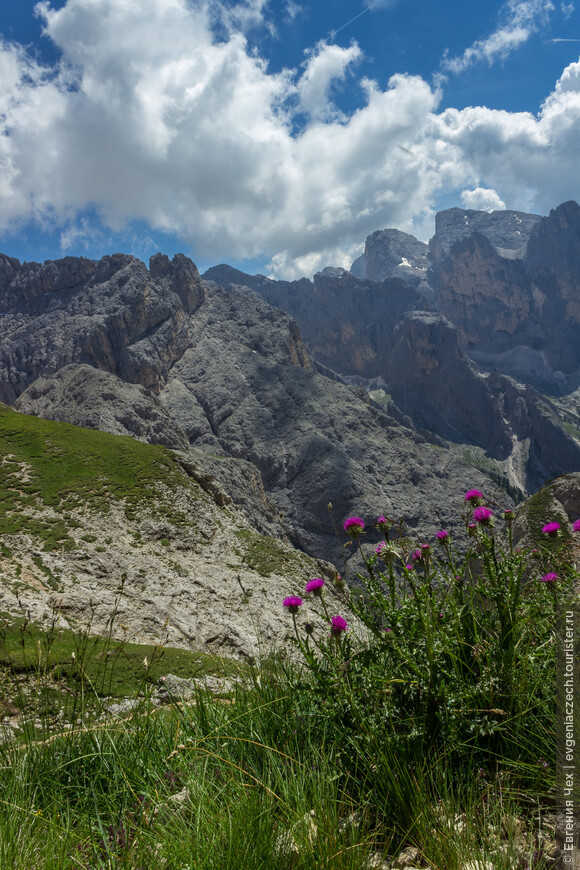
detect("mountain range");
top-left (1, 200), bottom-right (580, 650)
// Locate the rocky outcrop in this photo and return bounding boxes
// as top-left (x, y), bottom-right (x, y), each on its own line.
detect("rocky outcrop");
top-left (14, 364), bottom-right (190, 450)
top-left (0, 252), bottom-right (512, 575)
top-left (204, 265), bottom-right (423, 380)
top-left (0, 405), bottom-right (341, 661)
top-left (430, 207), bottom-right (541, 259)
top-left (156, 282), bottom-right (509, 565)
top-left (354, 228), bottom-right (430, 285)
top-left (427, 202), bottom-right (580, 391)
top-left (205, 209), bottom-right (580, 498)
top-left (512, 471), bottom-right (580, 554)
top-left (0, 252), bottom-right (205, 402)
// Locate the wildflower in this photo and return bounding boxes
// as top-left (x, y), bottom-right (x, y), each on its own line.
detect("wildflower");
top-left (330, 615), bottom-right (348, 635)
top-left (542, 522), bottom-right (561, 536)
top-left (436, 529), bottom-right (449, 542)
top-left (420, 542), bottom-right (430, 551)
top-left (344, 516), bottom-right (365, 535)
top-left (464, 489), bottom-right (483, 504)
top-left (503, 509), bottom-right (514, 522)
top-left (377, 515), bottom-right (391, 533)
top-left (405, 563), bottom-right (414, 571)
top-left (305, 577), bottom-right (325, 596)
top-left (376, 539), bottom-right (397, 558)
top-left (283, 596), bottom-right (303, 614)
top-left (540, 572), bottom-right (559, 583)
top-left (473, 506), bottom-right (493, 525)
top-left (574, 519), bottom-right (580, 532)
top-left (304, 622), bottom-right (314, 635)
top-left (467, 523), bottom-right (477, 533)
top-left (411, 549), bottom-right (422, 562)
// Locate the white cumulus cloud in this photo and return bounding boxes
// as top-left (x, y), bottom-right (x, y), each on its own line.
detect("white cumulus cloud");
top-left (0, 0), bottom-right (580, 277)
top-left (460, 188), bottom-right (507, 211)
top-left (297, 41), bottom-right (362, 120)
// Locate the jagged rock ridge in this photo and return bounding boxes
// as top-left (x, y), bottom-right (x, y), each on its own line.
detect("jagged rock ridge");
top-left (204, 200), bottom-right (580, 495)
top-left (1, 251), bottom-right (511, 576)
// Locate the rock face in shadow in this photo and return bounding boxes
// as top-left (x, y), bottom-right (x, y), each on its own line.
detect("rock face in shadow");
top-left (383, 312), bottom-right (511, 456)
top-left (203, 266), bottom-right (424, 380)
top-left (203, 200), bottom-right (580, 496)
top-left (428, 201), bottom-right (580, 391)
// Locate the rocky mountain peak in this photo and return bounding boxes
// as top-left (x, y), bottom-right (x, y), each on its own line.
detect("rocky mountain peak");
top-left (0, 255), bottom-right (97, 306)
top-left (525, 199), bottom-right (580, 270)
top-left (0, 252), bottom-right (206, 402)
top-left (350, 228), bottom-right (429, 285)
top-left (430, 206), bottom-right (541, 259)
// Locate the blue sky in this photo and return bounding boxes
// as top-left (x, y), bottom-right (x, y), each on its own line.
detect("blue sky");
top-left (1, 0), bottom-right (580, 277)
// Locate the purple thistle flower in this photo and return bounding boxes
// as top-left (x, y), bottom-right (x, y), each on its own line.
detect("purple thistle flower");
top-left (343, 516), bottom-right (365, 536)
top-left (421, 542), bottom-right (430, 551)
top-left (377, 515), bottom-right (391, 533)
top-left (375, 540), bottom-right (387, 557)
top-left (405, 563), bottom-right (414, 571)
top-left (574, 519), bottom-right (580, 532)
top-left (436, 529), bottom-right (449, 542)
top-left (305, 577), bottom-right (325, 596)
top-left (330, 615), bottom-right (348, 635)
top-left (542, 522), bottom-right (561, 536)
top-left (473, 506), bottom-right (493, 525)
top-left (283, 596), bottom-right (303, 614)
top-left (465, 489), bottom-right (483, 504)
top-left (467, 523), bottom-right (477, 534)
top-left (503, 509), bottom-right (514, 522)
top-left (540, 572), bottom-right (559, 583)
top-left (411, 549), bottom-right (422, 562)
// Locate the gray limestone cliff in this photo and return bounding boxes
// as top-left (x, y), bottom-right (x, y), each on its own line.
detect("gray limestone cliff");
top-left (203, 201), bottom-right (580, 497)
top-left (0, 252), bottom-right (511, 577)
top-left (0, 252), bottom-right (205, 401)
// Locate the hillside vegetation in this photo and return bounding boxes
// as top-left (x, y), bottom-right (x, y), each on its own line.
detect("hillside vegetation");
top-left (0, 408), bottom-right (578, 867)
top-left (0, 404), bottom-right (340, 661)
